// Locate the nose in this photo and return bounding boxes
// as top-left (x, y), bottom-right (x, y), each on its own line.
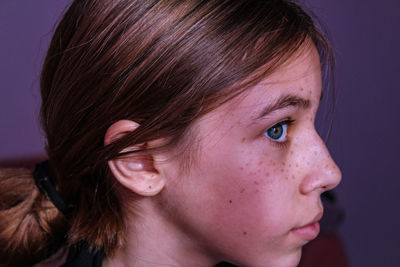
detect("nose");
top-left (299, 132), bottom-right (342, 195)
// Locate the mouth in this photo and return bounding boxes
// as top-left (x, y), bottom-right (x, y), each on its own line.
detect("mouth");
top-left (291, 211), bottom-right (323, 241)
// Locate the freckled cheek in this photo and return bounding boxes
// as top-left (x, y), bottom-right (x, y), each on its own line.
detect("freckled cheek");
top-left (230, 159), bottom-right (284, 209)
top-left (212, 165), bottom-right (296, 240)
top-left (217, 146), bottom-right (293, 207)
top-left (240, 154), bottom-right (293, 184)
top-left (238, 160), bottom-right (298, 205)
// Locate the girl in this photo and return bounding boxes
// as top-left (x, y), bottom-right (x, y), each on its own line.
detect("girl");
top-left (0, 0), bottom-right (341, 266)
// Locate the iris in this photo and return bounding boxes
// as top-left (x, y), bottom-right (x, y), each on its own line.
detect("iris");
top-left (265, 122), bottom-right (288, 142)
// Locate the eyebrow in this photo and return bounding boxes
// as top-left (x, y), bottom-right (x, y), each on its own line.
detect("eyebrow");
top-left (256, 94), bottom-right (311, 119)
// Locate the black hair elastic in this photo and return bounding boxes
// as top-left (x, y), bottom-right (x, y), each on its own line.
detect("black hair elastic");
top-left (33, 160), bottom-right (69, 215)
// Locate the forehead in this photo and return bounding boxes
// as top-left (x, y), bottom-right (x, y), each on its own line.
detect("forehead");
top-left (220, 45), bottom-right (322, 117)
top-left (266, 44), bottom-right (321, 84)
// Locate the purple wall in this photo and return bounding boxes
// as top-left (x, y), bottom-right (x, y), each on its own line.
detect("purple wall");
top-left (308, 1), bottom-right (400, 266)
top-left (0, 0), bottom-right (72, 159)
top-left (1, 1), bottom-right (399, 266)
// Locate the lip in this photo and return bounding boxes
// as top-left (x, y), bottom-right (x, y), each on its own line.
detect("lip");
top-left (291, 212), bottom-right (323, 241)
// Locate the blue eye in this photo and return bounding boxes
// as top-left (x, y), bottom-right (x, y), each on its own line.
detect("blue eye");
top-left (264, 121), bottom-right (291, 142)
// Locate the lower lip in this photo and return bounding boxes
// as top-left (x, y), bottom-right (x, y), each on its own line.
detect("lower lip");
top-left (291, 222), bottom-right (320, 241)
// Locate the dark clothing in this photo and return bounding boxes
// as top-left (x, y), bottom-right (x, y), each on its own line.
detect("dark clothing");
top-left (59, 242), bottom-right (237, 267)
top-left (61, 242), bottom-right (103, 267)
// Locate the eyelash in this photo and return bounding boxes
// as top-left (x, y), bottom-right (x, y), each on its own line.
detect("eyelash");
top-left (263, 119), bottom-right (295, 148)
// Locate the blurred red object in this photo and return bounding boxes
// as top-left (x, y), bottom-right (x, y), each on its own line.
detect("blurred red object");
top-left (0, 155), bottom-right (46, 169)
top-left (299, 232), bottom-right (349, 267)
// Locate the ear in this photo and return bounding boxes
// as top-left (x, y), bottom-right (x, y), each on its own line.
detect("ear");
top-left (104, 120), bottom-right (165, 197)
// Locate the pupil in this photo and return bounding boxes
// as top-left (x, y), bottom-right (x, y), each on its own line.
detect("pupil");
top-left (269, 125), bottom-right (282, 139)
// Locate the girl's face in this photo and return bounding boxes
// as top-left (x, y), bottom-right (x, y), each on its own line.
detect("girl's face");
top-left (159, 45), bottom-right (341, 266)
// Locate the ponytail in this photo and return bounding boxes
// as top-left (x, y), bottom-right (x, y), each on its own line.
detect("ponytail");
top-left (0, 168), bottom-right (67, 266)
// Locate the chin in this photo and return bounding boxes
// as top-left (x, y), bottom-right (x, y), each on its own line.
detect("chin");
top-left (274, 249), bottom-right (303, 267)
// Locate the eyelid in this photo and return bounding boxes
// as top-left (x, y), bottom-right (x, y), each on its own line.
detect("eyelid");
top-left (269, 119), bottom-right (294, 131)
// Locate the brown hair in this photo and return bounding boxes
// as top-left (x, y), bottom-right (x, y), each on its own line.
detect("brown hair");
top-left (0, 0), bottom-right (334, 265)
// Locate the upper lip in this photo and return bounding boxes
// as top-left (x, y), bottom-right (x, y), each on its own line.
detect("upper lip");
top-left (294, 210), bottom-right (323, 229)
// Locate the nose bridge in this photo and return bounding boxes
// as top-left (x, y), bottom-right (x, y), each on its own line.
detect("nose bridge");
top-left (299, 130), bottom-right (342, 195)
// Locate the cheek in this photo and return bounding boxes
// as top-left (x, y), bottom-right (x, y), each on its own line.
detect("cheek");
top-left (207, 149), bottom-right (296, 236)
top-left (166, 128), bottom-right (301, 238)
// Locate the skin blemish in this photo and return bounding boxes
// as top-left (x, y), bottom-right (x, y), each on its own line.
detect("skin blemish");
top-left (148, 186), bottom-right (152, 189)
top-left (281, 169), bottom-right (284, 173)
top-left (290, 151), bottom-right (294, 155)
top-left (240, 188), bottom-right (246, 193)
top-left (296, 163), bottom-right (299, 168)
top-left (258, 161), bottom-right (263, 166)
top-left (243, 232), bottom-right (247, 236)
top-left (292, 175), bottom-right (295, 179)
top-left (300, 88), bottom-right (304, 91)
top-left (240, 167), bottom-right (244, 171)
top-left (265, 172), bottom-right (270, 177)
top-left (254, 181), bottom-right (260, 185)
top-left (285, 176), bottom-right (289, 180)
top-left (229, 200), bottom-right (233, 204)
top-left (241, 137), bottom-right (246, 143)
top-left (255, 189), bottom-right (260, 193)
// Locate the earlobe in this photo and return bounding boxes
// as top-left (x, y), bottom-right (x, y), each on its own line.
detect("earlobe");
top-left (105, 120), bottom-right (165, 197)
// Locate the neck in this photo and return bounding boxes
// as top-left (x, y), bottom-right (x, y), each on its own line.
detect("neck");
top-left (103, 197), bottom-right (216, 267)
